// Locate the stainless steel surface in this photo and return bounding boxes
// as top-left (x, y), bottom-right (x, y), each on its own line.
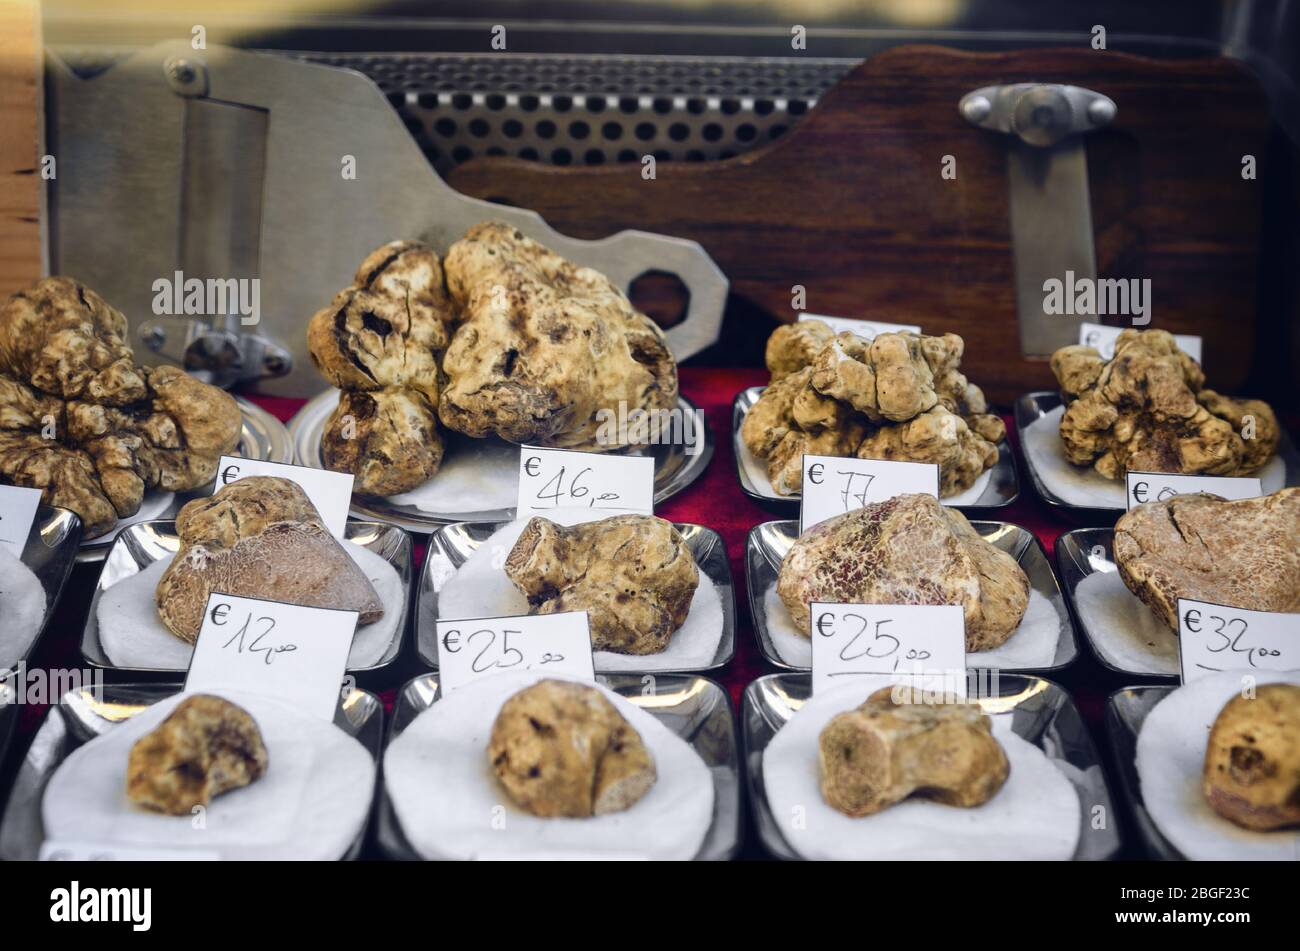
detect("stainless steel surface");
top-left (75, 397), bottom-right (293, 562)
top-left (290, 389), bottom-right (714, 531)
top-left (745, 518), bottom-right (1078, 673)
top-left (8, 505), bottom-right (83, 668)
top-left (0, 682), bottom-right (383, 861)
top-left (82, 520), bottom-right (412, 677)
top-left (376, 671), bottom-right (740, 860)
top-left (744, 672), bottom-right (1121, 860)
top-left (48, 41), bottom-right (729, 397)
top-left (732, 386), bottom-right (1019, 511)
top-left (416, 519), bottom-right (735, 673)
top-left (1104, 684), bottom-right (1183, 860)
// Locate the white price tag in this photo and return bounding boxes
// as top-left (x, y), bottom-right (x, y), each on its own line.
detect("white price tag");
top-left (800, 455), bottom-right (939, 533)
top-left (516, 447), bottom-right (653, 517)
top-left (1078, 322), bottom-right (1202, 363)
top-left (1125, 471), bottom-right (1262, 510)
top-left (809, 602), bottom-right (967, 695)
top-left (41, 841), bottom-right (219, 861)
top-left (800, 313), bottom-right (921, 338)
top-left (213, 457), bottom-right (353, 538)
top-left (1177, 598), bottom-right (1299, 683)
top-left (436, 611), bottom-right (595, 692)
top-left (185, 592), bottom-right (357, 722)
top-left (0, 484), bottom-right (41, 557)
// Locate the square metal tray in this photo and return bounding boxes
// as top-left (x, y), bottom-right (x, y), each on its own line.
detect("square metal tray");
top-left (743, 672), bottom-right (1120, 860)
top-left (417, 519), bottom-right (736, 673)
top-left (0, 682), bottom-right (383, 860)
top-left (1104, 684), bottom-right (1184, 860)
top-left (375, 672), bottom-right (741, 860)
top-left (4, 504), bottom-right (82, 670)
top-left (746, 518), bottom-right (1078, 673)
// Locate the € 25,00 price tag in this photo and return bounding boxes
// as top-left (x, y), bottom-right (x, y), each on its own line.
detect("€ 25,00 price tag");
top-left (799, 313), bottom-right (922, 339)
top-left (436, 611), bottom-right (596, 692)
top-left (213, 456), bottom-right (354, 538)
top-left (1125, 471), bottom-right (1262, 510)
top-left (0, 483), bottom-right (41, 558)
top-left (516, 446), bottom-right (654, 518)
top-left (185, 592), bottom-right (357, 722)
top-left (800, 455), bottom-right (939, 533)
top-left (809, 602), bottom-right (967, 696)
top-left (1177, 598), bottom-right (1298, 683)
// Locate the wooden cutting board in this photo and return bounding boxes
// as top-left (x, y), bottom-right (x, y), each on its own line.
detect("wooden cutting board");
top-left (449, 45), bottom-right (1269, 405)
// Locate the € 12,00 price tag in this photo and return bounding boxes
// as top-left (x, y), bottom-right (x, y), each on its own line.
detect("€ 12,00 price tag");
top-left (1177, 598), bottom-right (1298, 683)
top-left (516, 447), bottom-right (654, 518)
top-left (1078, 321), bottom-right (1203, 363)
top-left (799, 313), bottom-right (922, 339)
top-left (0, 483), bottom-right (41, 558)
top-left (800, 455), bottom-right (939, 533)
top-left (1125, 471), bottom-right (1262, 510)
top-left (213, 456), bottom-right (354, 538)
top-left (185, 592), bottom-right (357, 722)
top-left (809, 602), bottom-right (967, 696)
top-left (436, 611), bottom-right (596, 692)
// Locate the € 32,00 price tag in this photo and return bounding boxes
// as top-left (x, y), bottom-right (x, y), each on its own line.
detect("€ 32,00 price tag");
top-left (809, 602), bottom-right (967, 696)
top-left (800, 455), bottom-right (939, 533)
top-left (799, 313), bottom-right (922, 339)
top-left (436, 611), bottom-right (596, 692)
top-left (0, 483), bottom-right (41, 558)
top-left (213, 456), bottom-right (354, 538)
top-left (1177, 598), bottom-right (1298, 683)
top-left (1125, 470), bottom-right (1262, 510)
top-left (516, 446), bottom-right (653, 518)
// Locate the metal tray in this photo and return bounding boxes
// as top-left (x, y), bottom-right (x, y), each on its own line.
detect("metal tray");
top-left (290, 389), bottom-right (714, 532)
top-left (416, 519), bottom-right (735, 673)
top-left (732, 386), bottom-right (1019, 513)
top-left (76, 397), bottom-right (293, 562)
top-left (3, 504), bottom-right (82, 670)
top-left (375, 672), bottom-right (740, 860)
top-left (83, 520), bottom-right (412, 680)
top-left (1015, 391), bottom-right (1300, 521)
top-left (1104, 684), bottom-right (1184, 860)
top-left (746, 518), bottom-right (1078, 673)
top-left (0, 682), bottom-right (383, 860)
top-left (744, 672), bottom-right (1120, 860)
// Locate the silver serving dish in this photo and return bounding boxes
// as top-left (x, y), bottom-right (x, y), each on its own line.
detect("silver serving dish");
top-left (76, 396), bottom-right (294, 562)
top-left (0, 682), bottom-right (383, 860)
top-left (744, 672), bottom-right (1121, 860)
top-left (746, 518), bottom-right (1078, 673)
top-left (1104, 684), bottom-right (1183, 860)
top-left (83, 520), bottom-right (412, 679)
top-left (375, 672), bottom-right (740, 860)
top-left (1015, 391), bottom-right (1300, 520)
top-left (289, 388), bottom-right (714, 532)
top-left (4, 505), bottom-right (82, 670)
top-left (732, 386), bottom-right (1019, 511)
top-left (417, 519), bottom-right (735, 673)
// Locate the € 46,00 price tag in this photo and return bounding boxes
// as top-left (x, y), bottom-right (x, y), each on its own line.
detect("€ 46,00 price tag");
top-left (1177, 598), bottom-right (1298, 683)
top-left (185, 592), bottom-right (357, 722)
top-left (1125, 470), bottom-right (1262, 510)
top-left (800, 455), bottom-right (939, 533)
top-left (436, 611), bottom-right (596, 692)
top-left (0, 483), bottom-right (41, 558)
top-left (214, 456), bottom-right (354, 538)
top-left (810, 602), bottom-right (967, 696)
top-left (517, 447), bottom-right (654, 518)
top-left (1079, 322), bottom-right (1203, 363)
top-left (799, 313), bottom-right (922, 339)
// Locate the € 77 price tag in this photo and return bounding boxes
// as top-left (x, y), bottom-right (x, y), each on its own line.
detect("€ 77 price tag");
top-left (800, 455), bottom-right (939, 533)
top-left (1125, 470), bottom-right (1261, 510)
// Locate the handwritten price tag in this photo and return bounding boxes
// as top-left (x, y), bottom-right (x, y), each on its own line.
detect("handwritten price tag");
top-left (516, 447), bottom-right (653, 517)
top-left (185, 592), bottom-right (357, 721)
top-left (41, 841), bottom-right (219, 861)
top-left (809, 602), bottom-right (967, 695)
top-left (0, 484), bottom-right (41, 558)
top-left (1177, 598), bottom-right (1298, 683)
top-left (1079, 322), bottom-right (1202, 363)
top-left (800, 455), bottom-right (939, 533)
top-left (800, 313), bottom-right (921, 339)
top-left (214, 457), bottom-right (354, 538)
top-left (1125, 471), bottom-right (1262, 510)
top-left (436, 611), bottom-right (595, 692)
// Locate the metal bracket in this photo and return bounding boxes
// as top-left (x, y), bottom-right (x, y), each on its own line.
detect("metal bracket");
top-left (960, 83), bottom-right (1117, 357)
top-left (137, 316), bottom-right (293, 388)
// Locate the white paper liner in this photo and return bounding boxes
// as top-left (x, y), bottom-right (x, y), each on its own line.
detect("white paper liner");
top-left (82, 490), bottom-right (176, 548)
top-left (1023, 407), bottom-right (1287, 509)
top-left (1136, 670), bottom-right (1300, 860)
top-left (387, 433), bottom-right (520, 515)
top-left (0, 548), bottom-right (47, 668)
top-left (436, 508), bottom-right (726, 671)
top-left (761, 676), bottom-right (1082, 860)
top-left (1073, 569), bottom-right (1178, 675)
top-left (96, 541), bottom-right (403, 670)
top-left (384, 669), bottom-right (715, 859)
top-left (42, 689), bottom-right (375, 860)
top-left (762, 584), bottom-right (1062, 670)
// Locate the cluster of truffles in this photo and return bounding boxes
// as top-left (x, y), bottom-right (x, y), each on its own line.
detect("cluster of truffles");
top-left (743, 320), bottom-right (1005, 496)
top-left (0, 278), bottom-right (242, 537)
top-left (1203, 684), bottom-right (1300, 832)
top-left (777, 494), bottom-right (1029, 652)
top-left (309, 223), bottom-right (678, 496)
top-left (504, 514), bottom-right (698, 655)
top-left (1050, 329), bottom-right (1279, 479)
